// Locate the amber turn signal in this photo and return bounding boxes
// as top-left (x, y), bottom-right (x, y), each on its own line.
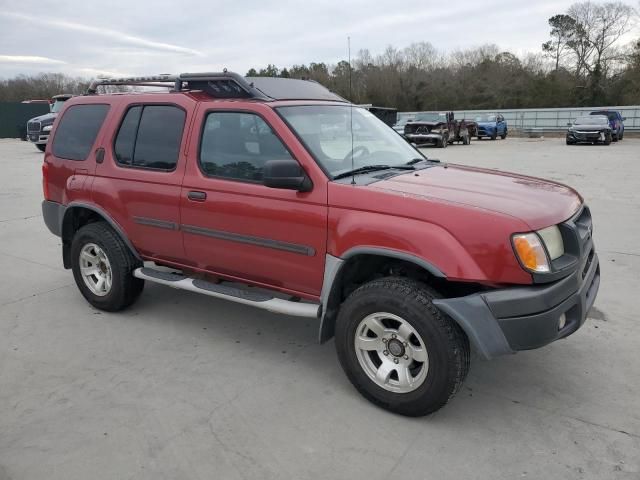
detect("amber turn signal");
top-left (512, 233), bottom-right (550, 273)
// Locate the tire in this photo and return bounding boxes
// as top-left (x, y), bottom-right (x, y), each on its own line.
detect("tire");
top-left (604, 134), bottom-right (611, 145)
top-left (490, 131), bottom-right (497, 140)
top-left (439, 136), bottom-right (448, 148)
top-left (462, 134), bottom-right (470, 145)
top-left (619, 130), bottom-right (623, 140)
top-left (71, 221), bottom-right (144, 311)
top-left (335, 277), bottom-right (470, 417)
top-left (36, 144), bottom-right (46, 152)
top-left (566, 139), bottom-right (575, 145)
top-left (500, 130), bottom-right (507, 140)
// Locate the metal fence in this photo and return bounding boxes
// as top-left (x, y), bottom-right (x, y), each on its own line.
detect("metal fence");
top-left (399, 105), bottom-right (640, 132)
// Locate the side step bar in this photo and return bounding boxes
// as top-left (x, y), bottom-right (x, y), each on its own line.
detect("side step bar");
top-left (133, 267), bottom-right (320, 318)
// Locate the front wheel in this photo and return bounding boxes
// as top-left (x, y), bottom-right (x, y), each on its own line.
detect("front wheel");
top-left (335, 277), bottom-right (470, 417)
top-left (71, 222), bottom-right (144, 311)
top-left (500, 130), bottom-right (507, 139)
top-left (36, 144), bottom-right (46, 152)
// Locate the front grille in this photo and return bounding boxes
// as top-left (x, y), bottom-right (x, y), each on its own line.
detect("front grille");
top-left (552, 205), bottom-right (593, 277)
top-left (582, 248), bottom-right (594, 279)
top-left (27, 121), bottom-right (41, 133)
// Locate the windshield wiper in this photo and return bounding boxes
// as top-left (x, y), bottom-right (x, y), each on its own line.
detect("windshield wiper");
top-left (406, 157), bottom-right (440, 165)
top-left (333, 164), bottom-right (414, 180)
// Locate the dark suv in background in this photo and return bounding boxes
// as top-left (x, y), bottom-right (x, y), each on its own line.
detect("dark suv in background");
top-left (589, 110), bottom-right (625, 141)
top-left (26, 94), bottom-right (73, 151)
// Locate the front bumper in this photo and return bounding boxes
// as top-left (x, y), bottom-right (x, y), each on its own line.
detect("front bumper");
top-left (404, 133), bottom-right (442, 145)
top-left (433, 249), bottom-right (600, 359)
top-left (28, 132), bottom-right (50, 145)
top-left (477, 128), bottom-right (495, 137)
top-left (567, 131), bottom-right (607, 143)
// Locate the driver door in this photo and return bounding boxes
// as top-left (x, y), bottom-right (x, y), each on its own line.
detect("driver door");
top-left (180, 103), bottom-right (328, 298)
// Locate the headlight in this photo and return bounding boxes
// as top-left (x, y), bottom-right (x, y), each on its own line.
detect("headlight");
top-left (512, 226), bottom-right (564, 273)
top-left (43, 125), bottom-right (53, 131)
top-left (537, 225), bottom-right (564, 260)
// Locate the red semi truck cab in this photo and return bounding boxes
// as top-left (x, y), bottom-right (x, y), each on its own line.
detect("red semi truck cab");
top-left (41, 72), bottom-right (600, 416)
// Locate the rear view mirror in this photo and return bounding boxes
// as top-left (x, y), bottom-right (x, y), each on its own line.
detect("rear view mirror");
top-left (263, 159), bottom-right (312, 192)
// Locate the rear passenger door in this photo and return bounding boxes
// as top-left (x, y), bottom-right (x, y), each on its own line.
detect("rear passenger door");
top-left (93, 97), bottom-right (195, 264)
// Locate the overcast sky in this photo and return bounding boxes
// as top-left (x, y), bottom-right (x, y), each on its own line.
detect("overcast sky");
top-left (0, 0), bottom-right (637, 79)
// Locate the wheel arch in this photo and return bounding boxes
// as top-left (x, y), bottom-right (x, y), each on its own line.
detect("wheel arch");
top-left (318, 248), bottom-right (447, 343)
top-left (61, 202), bottom-right (140, 268)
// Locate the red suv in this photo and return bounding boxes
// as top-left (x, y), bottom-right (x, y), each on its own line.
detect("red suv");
top-left (42, 72), bottom-right (600, 416)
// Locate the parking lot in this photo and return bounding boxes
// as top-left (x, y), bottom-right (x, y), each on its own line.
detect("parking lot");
top-left (0, 137), bottom-right (639, 479)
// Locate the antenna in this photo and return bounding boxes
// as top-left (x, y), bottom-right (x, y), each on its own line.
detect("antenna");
top-left (348, 36), bottom-right (355, 185)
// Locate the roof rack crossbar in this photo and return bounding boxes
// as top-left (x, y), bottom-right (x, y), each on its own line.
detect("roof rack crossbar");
top-left (86, 71), bottom-right (272, 100)
top-left (87, 75), bottom-right (178, 94)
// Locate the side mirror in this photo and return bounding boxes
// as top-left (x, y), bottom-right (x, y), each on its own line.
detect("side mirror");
top-left (622, 117), bottom-right (627, 121)
top-left (263, 159), bottom-right (312, 192)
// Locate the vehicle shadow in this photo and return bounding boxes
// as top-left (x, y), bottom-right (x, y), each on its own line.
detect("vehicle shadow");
top-left (122, 282), bottom-right (594, 423)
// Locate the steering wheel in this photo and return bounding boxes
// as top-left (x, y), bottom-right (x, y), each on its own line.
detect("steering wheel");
top-left (343, 145), bottom-right (370, 162)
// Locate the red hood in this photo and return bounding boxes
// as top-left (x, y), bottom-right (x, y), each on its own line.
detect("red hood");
top-left (372, 164), bottom-right (582, 230)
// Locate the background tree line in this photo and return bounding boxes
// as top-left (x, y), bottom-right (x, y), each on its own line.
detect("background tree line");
top-left (1, 1), bottom-right (638, 111)
top-left (250, 1), bottom-right (639, 110)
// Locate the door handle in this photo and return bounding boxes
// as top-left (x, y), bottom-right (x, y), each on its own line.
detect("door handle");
top-left (187, 191), bottom-right (207, 201)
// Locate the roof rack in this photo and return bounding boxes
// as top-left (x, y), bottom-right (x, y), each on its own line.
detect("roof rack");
top-left (86, 71), bottom-right (270, 100)
top-left (86, 70), bottom-right (348, 103)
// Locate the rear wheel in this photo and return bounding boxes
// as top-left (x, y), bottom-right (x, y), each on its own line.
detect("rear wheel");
top-left (500, 130), bottom-right (507, 139)
top-left (71, 222), bottom-right (144, 311)
top-left (335, 277), bottom-right (470, 417)
top-left (36, 144), bottom-right (46, 152)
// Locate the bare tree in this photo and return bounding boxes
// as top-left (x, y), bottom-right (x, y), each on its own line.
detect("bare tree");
top-left (567, 1), bottom-right (636, 77)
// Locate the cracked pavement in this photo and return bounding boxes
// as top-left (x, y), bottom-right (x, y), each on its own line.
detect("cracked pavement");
top-left (0, 137), bottom-right (639, 479)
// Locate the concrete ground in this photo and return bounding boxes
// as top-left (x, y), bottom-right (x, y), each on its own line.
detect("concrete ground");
top-left (0, 137), bottom-right (638, 480)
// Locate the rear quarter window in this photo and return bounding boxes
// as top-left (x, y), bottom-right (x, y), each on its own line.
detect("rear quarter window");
top-left (52, 104), bottom-right (109, 160)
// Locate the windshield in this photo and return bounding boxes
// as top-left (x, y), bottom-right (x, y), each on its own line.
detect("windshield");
top-left (414, 112), bottom-right (445, 122)
top-left (394, 117), bottom-right (414, 127)
top-left (50, 100), bottom-right (67, 113)
top-left (278, 105), bottom-right (424, 178)
top-left (575, 116), bottom-right (608, 125)
top-left (475, 114), bottom-right (496, 122)
top-left (590, 111), bottom-right (617, 121)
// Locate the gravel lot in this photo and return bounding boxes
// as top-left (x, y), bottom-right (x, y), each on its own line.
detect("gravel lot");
top-left (1, 137), bottom-right (639, 480)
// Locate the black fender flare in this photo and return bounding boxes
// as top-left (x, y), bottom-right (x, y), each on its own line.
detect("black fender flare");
top-left (61, 202), bottom-right (141, 268)
top-left (318, 248), bottom-right (446, 343)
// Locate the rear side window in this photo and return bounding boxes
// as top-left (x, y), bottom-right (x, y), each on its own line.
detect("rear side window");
top-left (114, 105), bottom-right (185, 170)
top-left (52, 104), bottom-right (109, 160)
